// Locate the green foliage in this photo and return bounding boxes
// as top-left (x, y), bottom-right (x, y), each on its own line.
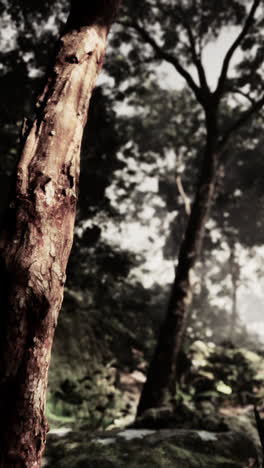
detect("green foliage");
top-left (47, 278), bottom-right (160, 430)
top-left (176, 341), bottom-right (264, 419)
top-left (47, 361), bottom-right (125, 430)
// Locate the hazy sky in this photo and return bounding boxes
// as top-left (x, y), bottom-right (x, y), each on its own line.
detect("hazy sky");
top-left (113, 26), bottom-right (264, 341)
top-left (159, 27), bottom-right (241, 91)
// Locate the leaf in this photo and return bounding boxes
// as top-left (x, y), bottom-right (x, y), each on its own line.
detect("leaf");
top-left (216, 381), bottom-right (232, 395)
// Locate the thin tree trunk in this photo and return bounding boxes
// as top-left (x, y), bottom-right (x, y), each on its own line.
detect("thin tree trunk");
top-left (137, 111), bottom-right (218, 415)
top-left (229, 242), bottom-right (239, 343)
top-left (0, 9), bottom-right (112, 467)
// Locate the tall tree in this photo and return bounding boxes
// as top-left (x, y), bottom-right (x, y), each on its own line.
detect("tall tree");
top-left (117, 0), bottom-right (264, 414)
top-left (0, 1), bottom-right (120, 466)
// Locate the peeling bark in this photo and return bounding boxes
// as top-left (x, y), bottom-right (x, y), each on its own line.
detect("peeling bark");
top-left (0, 7), bottom-right (115, 467)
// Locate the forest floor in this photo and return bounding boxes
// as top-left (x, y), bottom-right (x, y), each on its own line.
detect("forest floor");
top-left (43, 420), bottom-right (261, 468)
top-left (45, 342), bottom-right (264, 467)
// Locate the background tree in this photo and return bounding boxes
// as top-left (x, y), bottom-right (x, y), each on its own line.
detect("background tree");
top-left (116, 0), bottom-right (264, 414)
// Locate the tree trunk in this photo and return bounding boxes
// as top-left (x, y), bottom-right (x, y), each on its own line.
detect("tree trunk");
top-left (0, 5), bottom-right (115, 466)
top-left (137, 111), bottom-right (219, 416)
top-left (229, 242), bottom-right (239, 343)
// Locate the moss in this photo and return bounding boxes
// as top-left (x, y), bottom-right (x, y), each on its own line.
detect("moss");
top-left (44, 428), bottom-right (258, 468)
top-left (159, 442), bottom-right (242, 467)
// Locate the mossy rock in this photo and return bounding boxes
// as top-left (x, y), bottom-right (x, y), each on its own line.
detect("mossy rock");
top-left (43, 426), bottom-right (260, 468)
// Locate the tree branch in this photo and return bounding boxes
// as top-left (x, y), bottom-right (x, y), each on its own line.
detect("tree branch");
top-left (215, 0), bottom-right (261, 100)
top-left (178, 7), bottom-right (210, 94)
top-left (231, 88), bottom-right (256, 105)
top-left (219, 94), bottom-right (264, 149)
top-left (176, 175), bottom-right (191, 216)
top-left (118, 19), bottom-right (205, 105)
top-left (67, 0), bottom-right (121, 29)
top-left (145, 2), bottom-right (210, 96)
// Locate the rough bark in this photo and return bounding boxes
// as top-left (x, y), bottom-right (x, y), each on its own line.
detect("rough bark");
top-left (0, 5), bottom-right (116, 466)
top-left (137, 111), bottom-right (219, 415)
